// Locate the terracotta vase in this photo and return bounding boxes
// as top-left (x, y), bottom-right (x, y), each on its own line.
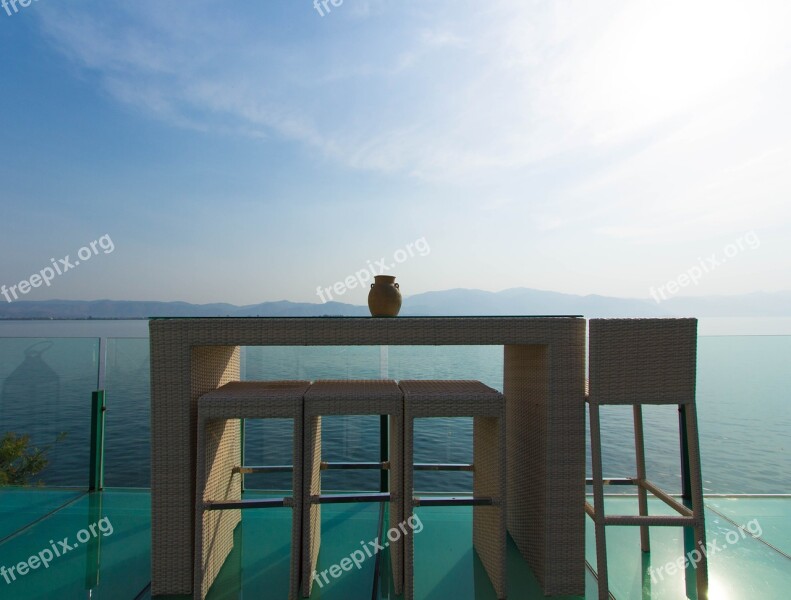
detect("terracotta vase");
top-left (368, 275), bottom-right (402, 317)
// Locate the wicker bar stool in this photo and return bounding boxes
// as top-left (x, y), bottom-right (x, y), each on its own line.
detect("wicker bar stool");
top-left (194, 381), bottom-right (310, 600)
top-left (585, 319), bottom-right (707, 600)
top-left (302, 380), bottom-right (404, 597)
top-left (399, 380), bottom-right (507, 600)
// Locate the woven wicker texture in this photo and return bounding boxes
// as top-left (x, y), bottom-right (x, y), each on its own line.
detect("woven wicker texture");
top-left (304, 412), bottom-right (321, 597)
top-left (302, 380), bottom-right (404, 596)
top-left (589, 318), bottom-right (697, 405)
top-left (150, 329), bottom-right (240, 595)
top-left (399, 380), bottom-right (506, 600)
top-left (195, 381), bottom-right (309, 600)
top-left (586, 318), bottom-right (707, 600)
top-left (149, 317), bottom-right (585, 596)
top-left (195, 416), bottom-right (239, 600)
top-left (504, 338), bottom-right (586, 594)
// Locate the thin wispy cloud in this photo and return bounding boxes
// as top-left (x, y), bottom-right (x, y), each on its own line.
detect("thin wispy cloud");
top-left (35, 1), bottom-right (790, 178)
top-left (26, 0), bottom-right (791, 268)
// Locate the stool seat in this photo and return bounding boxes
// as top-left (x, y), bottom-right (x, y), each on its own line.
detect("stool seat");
top-left (302, 380), bottom-right (405, 597)
top-left (399, 380), bottom-right (507, 600)
top-left (195, 381), bottom-right (309, 600)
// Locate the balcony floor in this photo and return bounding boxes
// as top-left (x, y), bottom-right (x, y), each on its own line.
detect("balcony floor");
top-left (0, 489), bottom-right (789, 599)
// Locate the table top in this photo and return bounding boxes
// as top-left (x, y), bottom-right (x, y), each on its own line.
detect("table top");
top-left (148, 316), bottom-right (586, 346)
top-left (149, 315), bottom-right (583, 320)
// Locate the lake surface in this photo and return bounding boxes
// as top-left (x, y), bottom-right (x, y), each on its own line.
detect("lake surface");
top-left (0, 319), bottom-right (789, 494)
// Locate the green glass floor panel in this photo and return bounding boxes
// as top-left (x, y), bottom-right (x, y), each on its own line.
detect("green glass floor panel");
top-left (408, 505), bottom-right (583, 600)
top-left (585, 496), bottom-right (791, 600)
top-left (0, 488), bottom-right (83, 541)
top-left (0, 489), bottom-right (151, 599)
top-left (307, 501), bottom-right (382, 599)
top-left (3, 491), bottom-right (791, 599)
top-left (705, 496), bottom-right (791, 558)
top-left (411, 505), bottom-right (494, 600)
top-left (206, 506), bottom-right (293, 600)
top-left (206, 492), bottom-right (381, 600)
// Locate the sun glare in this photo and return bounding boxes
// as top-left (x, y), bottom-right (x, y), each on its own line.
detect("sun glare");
top-left (706, 576), bottom-right (730, 599)
top-left (575, 0), bottom-right (773, 138)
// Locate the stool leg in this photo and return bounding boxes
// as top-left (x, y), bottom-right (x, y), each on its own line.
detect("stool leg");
top-left (290, 412), bottom-right (303, 600)
top-left (404, 415), bottom-right (416, 600)
top-left (194, 419), bottom-right (209, 600)
top-left (473, 414), bottom-right (507, 599)
top-left (195, 418), bottom-right (242, 599)
top-left (389, 413), bottom-right (404, 595)
top-left (302, 414), bottom-right (322, 597)
top-left (633, 405), bottom-right (650, 552)
top-left (589, 403), bottom-right (610, 600)
top-left (682, 403), bottom-right (708, 600)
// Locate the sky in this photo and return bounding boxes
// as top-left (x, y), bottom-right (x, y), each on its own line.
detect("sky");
top-left (0, 0), bottom-right (789, 306)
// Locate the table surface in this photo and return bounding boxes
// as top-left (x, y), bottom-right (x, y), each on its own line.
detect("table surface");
top-left (149, 315), bottom-right (584, 320)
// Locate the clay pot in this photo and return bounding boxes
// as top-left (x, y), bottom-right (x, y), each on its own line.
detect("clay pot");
top-left (368, 275), bottom-right (402, 317)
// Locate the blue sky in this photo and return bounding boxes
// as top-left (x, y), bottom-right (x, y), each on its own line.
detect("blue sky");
top-left (1, 0), bottom-right (789, 305)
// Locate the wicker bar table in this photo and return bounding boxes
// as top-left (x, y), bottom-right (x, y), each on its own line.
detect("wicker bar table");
top-left (149, 316), bottom-right (586, 596)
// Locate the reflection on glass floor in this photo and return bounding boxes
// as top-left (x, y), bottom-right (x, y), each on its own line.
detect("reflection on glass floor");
top-left (0, 489), bottom-right (789, 599)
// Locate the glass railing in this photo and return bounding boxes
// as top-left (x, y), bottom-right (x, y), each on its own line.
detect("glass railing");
top-left (104, 338), bottom-right (151, 488)
top-left (0, 332), bottom-right (789, 495)
top-left (587, 335), bottom-right (791, 496)
top-left (0, 337), bottom-right (99, 488)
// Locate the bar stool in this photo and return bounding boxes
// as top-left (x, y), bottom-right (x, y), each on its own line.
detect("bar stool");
top-left (585, 319), bottom-right (707, 600)
top-left (302, 380), bottom-right (404, 597)
top-left (399, 380), bottom-right (507, 600)
top-left (194, 381), bottom-right (310, 600)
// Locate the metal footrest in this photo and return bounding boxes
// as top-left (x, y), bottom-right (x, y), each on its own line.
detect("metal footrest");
top-left (415, 463), bottom-right (474, 471)
top-left (235, 465), bottom-right (293, 474)
top-left (585, 477), bottom-right (635, 486)
top-left (204, 497), bottom-right (294, 511)
top-left (414, 496), bottom-right (498, 507)
top-left (310, 492), bottom-right (391, 504)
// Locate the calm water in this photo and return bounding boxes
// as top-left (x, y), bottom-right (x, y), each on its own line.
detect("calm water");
top-left (0, 320), bottom-right (789, 494)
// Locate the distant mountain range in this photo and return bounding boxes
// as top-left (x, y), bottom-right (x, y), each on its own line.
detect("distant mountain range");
top-left (1, 288), bottom-right (789, 319)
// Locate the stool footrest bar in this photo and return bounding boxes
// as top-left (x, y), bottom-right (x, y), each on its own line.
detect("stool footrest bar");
top-left (234, 465), bottom-right (293, 474)
top-left (415, 463), bottom-right (474, 471)
top-left (585, 477), bottom-right (635, 486)
top-left (414, 496), bottom-right (498, 507)
top-left (603, 514), bottom-right (698, 527)
top-left (641, 480), bottom-right (695, 517)
top-left (311, 492), bottom-right (392, 504)
top-left (204, 497), bottom-right (293, 510)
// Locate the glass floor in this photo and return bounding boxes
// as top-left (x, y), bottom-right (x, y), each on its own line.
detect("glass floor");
top-left (0, 489), bottom-right (789, 599)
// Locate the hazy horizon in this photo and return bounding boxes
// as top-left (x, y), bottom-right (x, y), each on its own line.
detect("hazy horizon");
top-left (2, 284), bottom-right (791, 307)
